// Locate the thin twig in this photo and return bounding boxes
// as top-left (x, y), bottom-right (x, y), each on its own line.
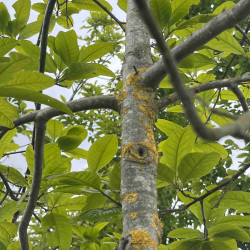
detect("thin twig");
top-left (92, 0), bottom-right (125, 32)
top-left (159, 162), bottom-right (250, 215)
top-left (200, 200), bottom-right (208, 240)
top-left (98, 189), bottom-right (122, 207)
top-left (0, 171), bottom-right (18, 201)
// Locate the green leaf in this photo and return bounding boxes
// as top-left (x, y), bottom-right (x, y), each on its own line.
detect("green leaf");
top-left (178, 152), bottom-right (220, 184)
top-left (25, 145), bottom-right (34, 175)
top-left (0, 165), bottom-right (28, 187)
top-left (0, 71), bottom-right (55, 91)
top-left (0, 38), bottom-right (17, 57)
top-left (61, 62), bottom-right (96, 80)
top-left (213, 1), bottom-right (235, 15)
top-left (0, 201), bottom-right (18, 222)
top-left (0, 222), bottom-right (17, 245)
top-left (162, 126), bottom-right (196, 174)
top-left (65, 148), bottom-right (88, 159)
top-left (221, 90), bottom-right (239, 101)
top-left (0, 99), bottom-right (19, 128)
top-left (32, 3), bottom-right (46, 14)
top-left (82, 63), bottom-right (115, 78)
top-left (17, 40), bottom-right (57, 74)
top-left (216, 215), bottom-right (250, 227)
top-left (87, 135), bottom-right (118, 172)
top-left (157, 163), bottom-right (175, 183)
top-left (118, 0), bottom-right (127, 12)
top-left (46, 171), bottom-right (101, 190)
top-left (193, 140), bottom-right (228, 158)
top-left (42, 213), bottom-right (72, 250)
top-left (201, 239), bottom-right (237, 250)
top-left (0, 129), bottom-right (17, 159)
top-left (72, 0), bottom-right (112, 12)
top-left (168, 228), bottom-right (202, 239)
top-left (8, 0), bottom-right (31, 37)
top-left (169, 0), bottom-right (200, 26)
top-left (178, 192), bottom-right (202, 223)
top-left (208, 223), bottom-right (250, 242)
top-left (46, 120), bottom-right (64, 141)
top-left (57, 125), bottom-right (87, 151)
top-left (55, 30), bottom-right (79, 66)
top-left (79, 42), bottom-right (114, 62)
top-left (109, 163), bottom-right (121, 191)
top-left (0, 53), bottom-right (32, 83)
top-left (150, 0), bottom-right (172, 28)
top-left (81, 208), bottom-right (121, 221)
top-left (0, 88), bottom-right (73, 115)
top-left (18, 20), bottom-right (43, 40)
top-left (166, 239), bottom-right (202, 250)
top-left (218, 191), bottom-right (250, 213)
top-left (41, 144), bottom-right (70, 179)
top-left (178, 53), bottom-right (215, 69)
top-left (155, 119), bottom-right (183, 136)
top-left (206, 30), bottom-right (245, 55)
top-left (0, 3), bottom-right (10, 35)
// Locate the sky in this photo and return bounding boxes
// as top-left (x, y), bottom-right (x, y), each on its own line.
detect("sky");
top-left (2, 0), bottom-right (126, 173)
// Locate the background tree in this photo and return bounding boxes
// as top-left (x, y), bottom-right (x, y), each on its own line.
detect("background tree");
top-left (0, 0), bottom-right (250, 249)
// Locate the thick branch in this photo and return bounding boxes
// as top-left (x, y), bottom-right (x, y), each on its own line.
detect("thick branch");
top-left (141, 0), bottom-right (250, 88)
top-left (135, 0), bottom-right (250, 141)
top-left (19, 115), bottom-right (47, 250)
top-left (0, 95), bottom-right (118, 139)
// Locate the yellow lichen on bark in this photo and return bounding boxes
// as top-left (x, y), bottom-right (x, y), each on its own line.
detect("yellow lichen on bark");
top-left (124, 192), bottom-right (138, 203)
top-left (130, 229), bottom-right (157, 249)
top-left (152, 214), bottom-right (163, 229)
top-left (129, 212), bottom-right (138, 219)
top-left (118, 89), bottom-right (128, 105)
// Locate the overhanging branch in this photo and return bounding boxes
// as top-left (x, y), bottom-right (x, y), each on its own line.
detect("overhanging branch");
top-left (141, 0), bottom-right (250, 89)
top-left (0, 95), bottom-right (118, 139)
top-left (135, 0), bottom-right (250, 141)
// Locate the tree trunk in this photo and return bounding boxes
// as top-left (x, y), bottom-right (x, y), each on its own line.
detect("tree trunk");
top-left (120, 0), bottom-right (162, 249)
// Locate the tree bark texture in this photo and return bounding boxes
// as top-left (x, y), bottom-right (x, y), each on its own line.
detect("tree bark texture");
top-left (120, 0), bottom-right (161, 249)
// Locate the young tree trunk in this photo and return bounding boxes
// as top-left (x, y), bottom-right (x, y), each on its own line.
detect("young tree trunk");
top-left (120, 0), bottom-right (162, 249)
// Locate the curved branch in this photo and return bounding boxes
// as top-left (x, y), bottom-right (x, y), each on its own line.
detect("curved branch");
top-left (157, 76), bottom-right (250, 110)
top-left (92, 0), bottom-right (125, 32)
top-left (135, 0), bottom-right (250, 141)
top-left (19, 115), bottom-right (47, 250)
top-left (0, 95), bottom-right (118, 139)
top-left (141, 0), bottom-right (250, 89)
top-left (230, 85), bottom-right (249, 112)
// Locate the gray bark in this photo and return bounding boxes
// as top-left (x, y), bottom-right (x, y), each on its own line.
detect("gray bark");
top-left (120, 0), bottom-right (161, 249)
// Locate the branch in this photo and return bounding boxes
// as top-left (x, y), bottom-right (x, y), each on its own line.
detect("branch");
top-left (19, 115), bottom-right (47, 250)
top-left (135, 0), bottom-right (250, 141)
top-left (140, 0), bottom-right (250, 88)
top-left (235, 24), bottom-right (250, 45)
top-left (98, 189), bottom-right (122, 207)
top-left (0, 170), bottom-right (18, 202)
top-left (230, 85), bottom-right (249, 112)
top-left (159, 162), bottom-right (250, 215)
top-left (92, 0), bottom-right (125, 32)
top-left (0, 95), bottom-right (118, 139)
top-left (157, 76), bottom-right (250, 110)
top-left (200, 200), bottom-right (208, 241)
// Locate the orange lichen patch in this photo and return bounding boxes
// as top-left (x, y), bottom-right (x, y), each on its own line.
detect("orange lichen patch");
top-left (124, 192), bottom-right (138, 203)
top-left (126, 67), bottom-right (150, 87)
top-left (122, 141), bottom-right (157, 163)
top-left (152, 214), bottom-right (163, 230)
top-left (138, 103), bottom-right (155, 126)
top-left (118, 89), bottom-right (127, 105)
top-left (129, 212), bottom-right (138, 219)
top-left (122, 106), bottom-right (128, 117)
top-left (130, 229), bottom-right (157, 250)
